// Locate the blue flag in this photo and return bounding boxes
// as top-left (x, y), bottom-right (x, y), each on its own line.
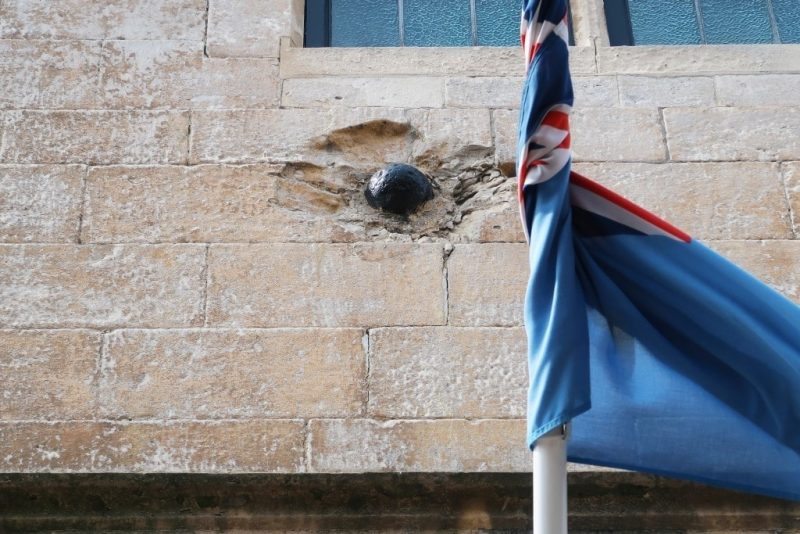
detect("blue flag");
top-left (519, 0), bottom-right (800, 500)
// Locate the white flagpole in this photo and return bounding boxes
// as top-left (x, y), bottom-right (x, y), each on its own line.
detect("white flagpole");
top-left (533, 424), bottom-right (568, 534)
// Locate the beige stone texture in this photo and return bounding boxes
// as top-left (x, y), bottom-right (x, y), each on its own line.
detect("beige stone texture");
top-left (193, 58), bottom-right (281, 109)
top-left (280, 43), bottom-right (597, 78)
top-left (569, 0), bottom-right (609, 46)
top-left (0, 245), bottom-right (205, 328)
top-left (207, 243), bottom-right (445, 327)
top-left (0, 329), bottom-right (100, 420)
top-left (308, 419), bottom-right (528, 472)
top-left (453, 200), bottom-right (525, 243)
top-left (448, 244), bottom-right (528, 326)
top-left (0, 420), bottom-right (305, 473)
top-left (0, 39), bottom-right (100, 109)
top-left (709, 240), bottom-right (800, 303)
top-left (83, 164), bottom-right (361, 244)
top-left (445, 76), bottom-right (615, 110)
top-left (783, 161), bottom-right (800, 236)
top-left (408, 109), bottom-right (494, 170)
top-left (573, 76), bottom-right (620, 107)
top-left (716, 74), bottom-right (800, 107)
top-left (368, 327), bottom-right (527, 418)
top-left (664, 108), bottom-right (800, 162)
top-left (597, 45), bottom-right (800, 75)
top-left (283, 77), bottom-right (444, 108)
top-left (618, 76), bottom-right (716, 108)
top-left (0, 0), bottom-right (207, 40)
top-left (207, 0), bottom-right (303, 58)
top-left (573, 162), bottom-right (792, 240)
top-left (100, 328), bottom-right (365, 419)
top-left (0, 165), bottom-right (84, 243)
top-left (0, 111), bottom-right (189, 164)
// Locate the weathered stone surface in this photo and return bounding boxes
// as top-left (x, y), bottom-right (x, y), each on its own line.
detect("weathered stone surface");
top-left (0, 245), bottom-right (205, 328)
top-left (570, 0), bottom-right (609, 46)
top-left (618, 76), bottom-right (715, 108)
top-left (283, 77), bottom-right (444, 108)
top-left (0, 165), bottom-right (84, 243)
top-left (445, 77), bottom-right (522, 109)
top-left (573, 76), bottom-right (619, 107)
top-left (207, 243), bottom-right (445, 327)
top-left (709, 240), bottom-right (800, 303)
top-left (716, 74), bottom-right (800, 107)
top-left (573, 162), bottom-right (792, 240)
top-left (448, 244), bottom-right (528, 326)
top-left (0, 0), bottom-right (206, 39)
top-left (207, 0), bottom-right (303, 58)
top-left (0, 39), bottom-right (100, 109)
top-left (193, 58), bottom-right (281, 109)
top-left (452, 199), bottom-right (525, 243)
top-left (308, 419), bottom-right (528, 472)
top-left (664, 108), bottom-right (800, 162)
top-left (280, 44), bottom-right (596, 78)
top-left (492, 109), bottom-right (520, 170)
top-left (0, 330), bottom-right (100, 420)
top-left (783, 161), bottom-right (800, 237)
top-left (408, 109), bottom-right (493, 170)
top-left (83, 164), bottom-right (362, 243)
top-left (0, 421), bottom-right (305, 473)
top-left (100, 328), bottom-right (365, 419)
top-left (368, 327), bottom-right (527, 418)
top-left (0, 111), bottom-right (189, 164)
top-left (597, 45), bottom-right (800, 75)
top-left (191, 108), bottom-right (409, 165)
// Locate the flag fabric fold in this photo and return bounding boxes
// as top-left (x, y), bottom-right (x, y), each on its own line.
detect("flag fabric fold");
top-left (519, 0), bottom-right (800, 500)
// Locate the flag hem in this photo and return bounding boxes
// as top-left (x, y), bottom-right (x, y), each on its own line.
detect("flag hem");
top-left (527, 400), bottom-right (591, 450)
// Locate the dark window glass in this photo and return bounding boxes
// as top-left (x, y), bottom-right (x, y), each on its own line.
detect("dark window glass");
top-left (331, 0), bottom-right (400, 46)
top-left (476, 0), bottom-right (522, 46)
top-left (628, 0), bottom-right (701, 45)
top-left (769, 0), bottom-right (800, 43)
top-left (404, 0), bottom-right (472, 46)
top-left (700, 0), bottom-right (774, 44)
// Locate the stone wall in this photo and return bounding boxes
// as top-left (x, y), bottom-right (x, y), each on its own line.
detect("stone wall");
top-left (1, 0), bottom-right (799, 482)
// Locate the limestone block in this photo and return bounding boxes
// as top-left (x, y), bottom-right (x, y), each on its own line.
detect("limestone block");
top-left (708, 240), bottom-right (800, 303)
top-left (308, 419), bottom-right (528, 472)
top-left (193, 58), bottom-right (281, 109)
top-left (0, 111), bottom-right (189, 164)
top-left (0, 40), bottom-right (100, 109)
top-left (597, 45), bottom-right (800, 75)
top-left (283, 77), bottom-right (444, 108)
top-left (783, 162), bottom-right (800, 236)
top-left (573, 76), bottom-right (619, 107)
top-left (492, 109), bottom-right (519, 169)
top-left (445, 77), bottom-right (522, 109)
top-left (191, 108), bottom-right (409, 165)
top-left (716, 75), bottom-right (800, 107)
top-left (572, 108), bottom-right (667, 162)
top-left (100, 328), bottom-right (365, 419)
top-left (368, 327), bottom-right (527, 418)
top-left (569, 0), bottom-right (609, 46)
top-left (452, 200), bottom-right (525, 243)
top-left (573, 162), bottom-right (791, 240)
top-left (0, 421), bottom-right (305, 473)
top-left (0, 0), bottom-right (206, 40)
top-left (207, 243), bottom-right (445, 327)
top-left (447, 244), bottom-right (528, 326)
top-left (83, 164), bottom-right (361, 243)
top-left (0, 330), bottom-right (100, 420)
top-left (408, 109), bottom-right (493, 169)
top-left (207, 0), bottom-right (303, 58)
top-left (0, 245), bottom-right (205, 328)
top-left (664, 108), bottom-right (800, 162)
top-left (0, 165), bottom-right (84, 243)
top-left (280, 45), bottom-right (596, 78)
top-left (618, 76), bottom-right (715, 108)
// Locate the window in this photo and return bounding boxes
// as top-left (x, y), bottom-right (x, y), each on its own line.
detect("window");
top-left (304, 0), bottom-right (529, 47)
top-left (605, 0), bottom-right (800, 46)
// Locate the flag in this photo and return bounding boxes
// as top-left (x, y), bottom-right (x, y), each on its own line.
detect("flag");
top-left (519, 0), bottom-right (800, 500)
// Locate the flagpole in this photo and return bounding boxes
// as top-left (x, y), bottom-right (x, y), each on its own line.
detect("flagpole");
top-left (533, 423), bottom-right (568, 534)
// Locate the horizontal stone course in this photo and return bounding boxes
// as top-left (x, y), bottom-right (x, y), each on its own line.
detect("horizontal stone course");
top-left (283, 77), bottom-right (444, 108)
top-left (618, 76), bottom-right (715, 108)
top-left (308, 419), bottom-right (529, 473)
top-left (0, 165), bottom-right (84, 243)
top-left (709, 240), bottom-right (800, 303)
top-left (783, 162), bottom-right (800, 237)
top-left (716, 74), bottom-right (800, 107)
top-left (100, 328), bottom-right (366, 419)
top-left (664, 108), bottom-right (800, 162)
top-left (573, 162), bottom-right (792, 240)
top-left (207, 0), bottom-right (302, 58)
top-left (0, 421), bottom-right (305, 473)
top-left (0, 111), bottom-right (189, 164)
top-left (0, 330), bottom-right (100, 420)
top-left (0, 0), bottom-right (207, 40)
top-left (207, 243), bottom-right (445, 327)
top-left (368, 327), bottom-right (527, 418)
top-left (0, 244), bottom-right (205, 328)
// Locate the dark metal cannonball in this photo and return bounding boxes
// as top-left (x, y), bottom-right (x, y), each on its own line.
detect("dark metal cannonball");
top-left (364, 163), bottom-right (434, 215)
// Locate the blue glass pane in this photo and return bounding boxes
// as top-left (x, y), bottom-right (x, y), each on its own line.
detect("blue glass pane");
top-left (700, 0), bottom-right (774, 44)
top-left (772, 0), bottom-right (800, 43)
top-left (628, 0), bottom-right (701, 45)
top-left (476, 0), bottom-right (520, 46)
top-left (404, 0), bottom-right (472, 46)
top-left (331, 0), bottom-right (399, 47)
